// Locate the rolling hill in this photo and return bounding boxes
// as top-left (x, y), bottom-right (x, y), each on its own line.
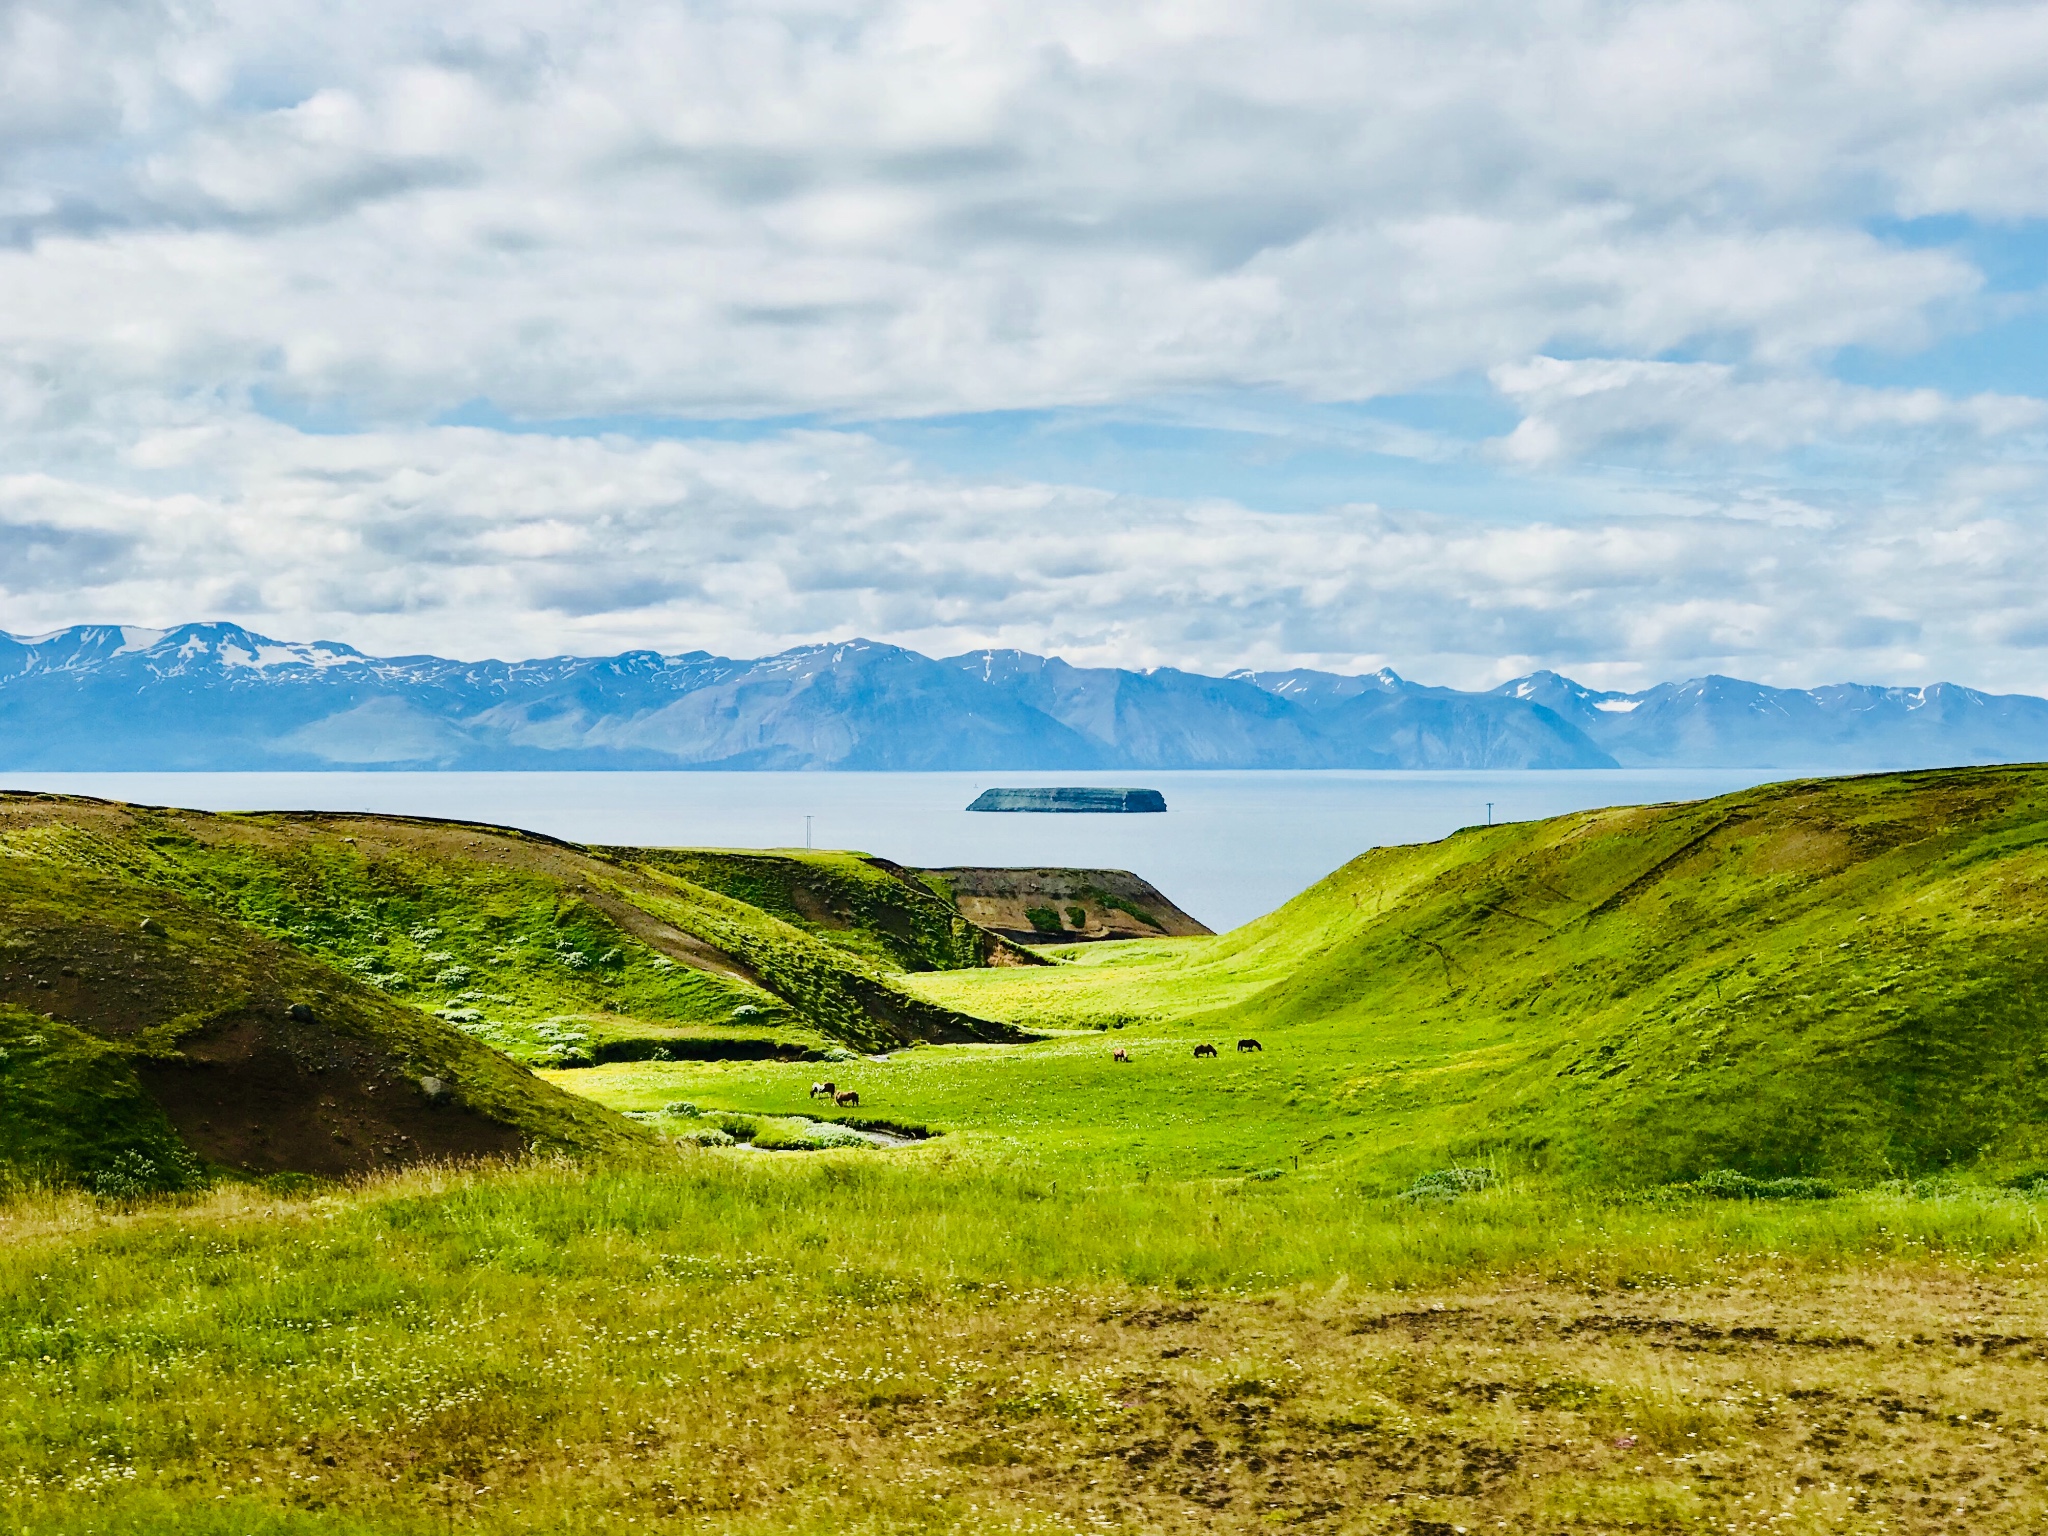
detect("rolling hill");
top-left (903, 764), bottom-right (2048, 1186)
top-left (11, 765), bottom-right (2048, 1194)
top-left (0, 795), bottom-right (1032, 1189)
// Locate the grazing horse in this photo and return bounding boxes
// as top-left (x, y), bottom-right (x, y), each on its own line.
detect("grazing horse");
top-left (834, 1089), bottom-right (860, 1107)
top-left (1112, 1046), bottom-right (1129, 1063)
top-left (1236, 1038), bottom-right (1263, 1053)
top-left (1193, 1043), bottom-right (1218, 1058)
top-left (809, 1081), bottom-right (837, 1099)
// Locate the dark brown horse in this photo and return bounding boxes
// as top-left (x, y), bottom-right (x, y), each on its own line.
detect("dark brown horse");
top-left (1193, 1043), bottom-right (1218, 1058)
top-left (1236, 1038), bottom-right (1263, 1053)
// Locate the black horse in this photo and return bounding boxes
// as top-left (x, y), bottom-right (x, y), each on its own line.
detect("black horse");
top-left (1193, 1043), bottom-right (1218, 1058)
top-left (1236, 1038), bottom-right (1263, 1053)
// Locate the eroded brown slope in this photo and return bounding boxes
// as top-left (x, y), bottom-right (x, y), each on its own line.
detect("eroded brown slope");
top-left (921, 865), bottom-right (1214, 943)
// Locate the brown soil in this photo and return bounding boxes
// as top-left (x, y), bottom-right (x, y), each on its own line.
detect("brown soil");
top-left (138, 1009), bottom-right (522, 1176)
top-left (0, 913), bottom-right (219, 1040)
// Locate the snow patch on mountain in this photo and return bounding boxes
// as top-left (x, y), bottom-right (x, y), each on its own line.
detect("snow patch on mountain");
top-left (0, 623), bottom-right (2043, 772)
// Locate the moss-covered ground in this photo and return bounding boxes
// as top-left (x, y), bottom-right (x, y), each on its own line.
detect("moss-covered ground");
top-left (0, 1006), bottom-right (197, 1196)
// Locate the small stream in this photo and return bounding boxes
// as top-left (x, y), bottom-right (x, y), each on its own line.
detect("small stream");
top-left (731, 1123), bottom-right (915, 1151)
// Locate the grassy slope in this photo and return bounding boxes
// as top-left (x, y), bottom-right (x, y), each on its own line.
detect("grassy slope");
top-left (595, 767), bottom-right (2048, 1188)
top-left (130, 813), bottom-right (790, 1063)
top-left (7, 801), bottom-right (1020, 1057)
top-left (198, 817), bottom-right (1021, 1052)
top-left (617, 847), bottom-right (1028, 971)
top-left (595, 856), bottom-right (1023, 1051)
top-left (0, 810), bottom-right (644, 1186)
top-left (0, 795), bottom-right (1028, 1185)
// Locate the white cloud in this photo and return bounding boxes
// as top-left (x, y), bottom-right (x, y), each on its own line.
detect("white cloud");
top-left (0, 0), bottom-right (2044, 691)
top-left (0, 0), bottom-right (2034, 418)
top-left (3, 412), bottom-right (2048, 695)
top-left (1490, 356), bottom-right (2048, 465)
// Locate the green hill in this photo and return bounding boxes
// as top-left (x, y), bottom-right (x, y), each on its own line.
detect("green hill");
top-left (0, 795), bottom-right (1023, 1188)
top-left (15, 767), bottom-right (2048, 1193)
top-left (903, 765), bottom-right (2048, 1186)
top-left (0, 809), bottom-right (645, 1192)
top-left (614, 847), bottom-right (1044, 971)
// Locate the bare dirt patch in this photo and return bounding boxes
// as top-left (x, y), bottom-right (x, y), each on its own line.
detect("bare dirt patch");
top-left (137, 1010), bottom-right (522, 1177)
top-left (103, 1260), bottom-right (2048, 1534)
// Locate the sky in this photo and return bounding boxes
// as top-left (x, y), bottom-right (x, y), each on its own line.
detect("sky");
top-left (1, 0), bottom-right (2046, 692)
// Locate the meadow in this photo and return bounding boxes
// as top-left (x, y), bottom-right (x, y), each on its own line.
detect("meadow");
top-left (6, 768), bottom-right (2048, 1531)
top-left (4, 1155), bottom-right (2047, 1535)
top-left (580, 765), bottom-right (2048, 1191)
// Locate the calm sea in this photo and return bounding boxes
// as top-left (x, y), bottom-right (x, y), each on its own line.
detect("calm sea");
top-left (0, 769), bottom-right (1784, 932)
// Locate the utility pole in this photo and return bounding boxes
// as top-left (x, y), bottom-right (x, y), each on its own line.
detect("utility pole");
top-left (805, 814), bottom-right (813, 851)
top-left (1486, 802), bottom-right (1494, 826)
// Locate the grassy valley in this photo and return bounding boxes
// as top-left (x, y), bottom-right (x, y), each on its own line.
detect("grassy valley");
top-left (581, 766), bottom-right (2048, 1190)
top-left (4, 767), bottom-right (2048, 1532)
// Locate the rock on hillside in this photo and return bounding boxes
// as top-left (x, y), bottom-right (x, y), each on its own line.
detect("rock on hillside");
top-left (917, 866), bottom-right (1213, 945)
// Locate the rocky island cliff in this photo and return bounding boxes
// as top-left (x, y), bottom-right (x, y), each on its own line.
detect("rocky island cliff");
top-left (966, 787), bottom-right (1167, 813)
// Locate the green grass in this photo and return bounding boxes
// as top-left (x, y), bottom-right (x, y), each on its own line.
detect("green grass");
top-left (617, 848), bottom-right (1011, 971)
top-left (118, 817), bottom-right (814, 1046)
top-left (887, 765), bottom-right (2048, 1187)
top-left (0, 1008), bottom-right (198, 1195)
top-left (4, 1158), bottom-right (2047, 1534)
top-left (549, 1036), bottom-right (1365, 1184)
top-left (11, 766), bottom-right (2048, 1530)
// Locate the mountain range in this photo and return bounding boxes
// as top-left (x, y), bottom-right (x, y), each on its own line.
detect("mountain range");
top-left (2, 622), bottom-right (2045, 772)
